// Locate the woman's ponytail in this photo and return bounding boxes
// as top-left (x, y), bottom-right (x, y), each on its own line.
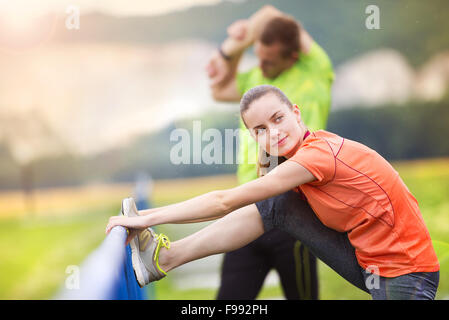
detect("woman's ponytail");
top-left (256, 145), bottom-right (286, 177)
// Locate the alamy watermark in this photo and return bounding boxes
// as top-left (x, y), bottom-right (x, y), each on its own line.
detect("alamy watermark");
top-left (65, 5), bottom-right (80, 30)
top-left (65, 265), bottom-right (80, 290)
top-left (169, 120), bottom-right (277, 168)
top-left (365, 5), bottom-right (380, 30)
top-left (365, 265), bottom-right (380, 290)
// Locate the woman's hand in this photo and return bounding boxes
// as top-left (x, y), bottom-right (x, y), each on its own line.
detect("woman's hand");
top-left (105, 215), bottom-right (149, 235)
top-left (125, 228), bottom-right (140, 246)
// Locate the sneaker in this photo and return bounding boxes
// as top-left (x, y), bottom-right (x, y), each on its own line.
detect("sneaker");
top-left (121, 198), bottom-right (171, 287)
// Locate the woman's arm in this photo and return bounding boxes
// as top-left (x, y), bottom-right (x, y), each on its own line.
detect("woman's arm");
top-left (107, 191), bottom-right (229, 233)
top-left (220, 161), bottom-right (316, 213)
top-left (106, 161), bottom-right (315, 233)
top-left (140, 203), bottom-right (227, 224)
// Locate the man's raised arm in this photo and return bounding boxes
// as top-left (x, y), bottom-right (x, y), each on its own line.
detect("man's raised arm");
top-left (206, 5), bottom-right (286, 102)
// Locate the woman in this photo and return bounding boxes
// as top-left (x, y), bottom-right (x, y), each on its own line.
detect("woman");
top-left (106, 85), bottom-right (440, 300)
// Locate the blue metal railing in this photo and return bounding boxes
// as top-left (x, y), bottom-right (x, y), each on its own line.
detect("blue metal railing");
top-left (55, 224), bottom-right (147, 300)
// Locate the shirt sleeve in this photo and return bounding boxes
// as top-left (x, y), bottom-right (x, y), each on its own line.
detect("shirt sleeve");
top-left (287, 139), bottom-right (336, 185)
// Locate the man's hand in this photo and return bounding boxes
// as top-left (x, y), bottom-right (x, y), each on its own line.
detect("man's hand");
top-left (227, 19), bottom-right (249, 41)
top-left (206, 19), bottom-right (251, 89)
top-left (206, 50), bottom-right (233, 87)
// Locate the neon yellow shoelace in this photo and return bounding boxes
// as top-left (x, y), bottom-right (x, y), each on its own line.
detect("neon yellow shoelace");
top-left (154, 233), bottom-right (171, 275)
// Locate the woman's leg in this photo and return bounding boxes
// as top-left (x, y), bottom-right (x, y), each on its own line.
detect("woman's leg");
top-left (158, 203), bottom-right (265, 272)
top-left (256, 190), bottom-right (369, 293)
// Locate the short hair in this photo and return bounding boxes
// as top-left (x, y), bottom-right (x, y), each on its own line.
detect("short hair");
top-left (240, 85), bottom-right (293, 127)
top-left (259, 16), bottom-right (300, 58)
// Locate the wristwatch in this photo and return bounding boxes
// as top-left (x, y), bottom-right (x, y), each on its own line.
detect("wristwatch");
top-left (218, 46), bottom-right (232, 61)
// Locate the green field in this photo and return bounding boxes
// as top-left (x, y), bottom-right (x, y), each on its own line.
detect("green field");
top-left (0, 159), bottom-right (448, 300)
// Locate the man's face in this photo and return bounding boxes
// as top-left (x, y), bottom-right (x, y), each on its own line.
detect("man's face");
top-left (255, 41), bottom-right (296, 79)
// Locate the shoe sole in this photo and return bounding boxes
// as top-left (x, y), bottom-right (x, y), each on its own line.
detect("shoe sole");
top-left (130, 238), bottom-right (147, 288)
top-left (122, 198), bottom-right (148, 288)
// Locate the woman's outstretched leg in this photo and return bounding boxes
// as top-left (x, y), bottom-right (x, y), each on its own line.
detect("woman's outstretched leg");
top-left (158, 203), bottom-right (265, 272)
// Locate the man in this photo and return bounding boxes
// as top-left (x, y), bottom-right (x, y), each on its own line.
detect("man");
top-left (206, 5), bottom-right (334, 299)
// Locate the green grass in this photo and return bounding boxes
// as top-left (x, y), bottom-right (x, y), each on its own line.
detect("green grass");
top-left (0, 209), bottom-right (113, 299)
top-left (393, 159), bottom-right (449, 300)
top-left (0, 158), bottom-right (448, 299)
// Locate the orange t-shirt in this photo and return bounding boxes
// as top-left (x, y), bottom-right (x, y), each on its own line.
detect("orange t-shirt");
top-left (288, 130), bottom-right (439, 277)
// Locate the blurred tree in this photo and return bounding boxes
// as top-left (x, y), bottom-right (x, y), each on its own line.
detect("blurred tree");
top-left (0, 108), bottom-right (67, 215)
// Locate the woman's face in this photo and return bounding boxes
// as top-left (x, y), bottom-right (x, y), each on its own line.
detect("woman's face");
top-left (242, 93), bottom-right (305, 158)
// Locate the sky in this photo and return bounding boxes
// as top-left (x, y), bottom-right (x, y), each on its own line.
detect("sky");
top-left (0, 0), bottom-right (224, 19)
top-left (0, 0), bottom-right (251, 163)
top-left (0, 0), bottom-right (226, 35)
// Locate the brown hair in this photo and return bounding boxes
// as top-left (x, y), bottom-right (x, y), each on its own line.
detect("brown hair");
top-left (240, 85), bottom-right (292, 177)
top-left (259, 16), bottom-right (301, 58)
